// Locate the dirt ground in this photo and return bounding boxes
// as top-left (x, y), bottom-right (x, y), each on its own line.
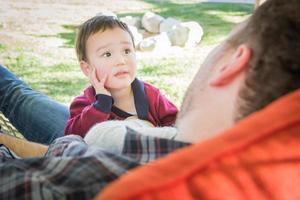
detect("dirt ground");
top-left (0, 1), bottom-right (150, 63)
top-left (0, 0), bottom-right (211, 66)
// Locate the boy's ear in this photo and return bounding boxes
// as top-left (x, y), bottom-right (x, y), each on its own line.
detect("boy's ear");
top-left (79, 61), bottom-right (90, 77)
top-left (209, 44), bottom-right (251, 86)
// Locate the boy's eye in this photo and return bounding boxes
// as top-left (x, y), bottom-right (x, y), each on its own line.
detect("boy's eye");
top-left (124, 49), bottom-right (131, 54)
top-left (103, 52), bottom-right (111, 57)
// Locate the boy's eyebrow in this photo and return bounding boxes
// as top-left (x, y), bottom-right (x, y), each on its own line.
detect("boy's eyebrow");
top-left (96, 44), bottom-right (111, 53)
top-left (120, 41), bottom-right (132, 45)
top-left (96, 41), bottom-right (133, 52)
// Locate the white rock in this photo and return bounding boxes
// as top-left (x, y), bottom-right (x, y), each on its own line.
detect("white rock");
top-left (167, 24), bottom-right (189, 47)
top-left (120, 16), bottom-right (142, 29)
top-left (96, 11), bottom-right (117, 18)
top-left (141, 12), bottom-right (164, 33)
top-left (159, 17), bottom-right (180, 33)
top-left (139, 37), bottom-right (156, 51)
top-left (155, 32), bottom-right (172, 50)
top-left (139, 32), bottom-right (171, 52)
top-left (181, 21), bottom-right (204, 47)
top-left (128, 25), bottom-right (143, 47)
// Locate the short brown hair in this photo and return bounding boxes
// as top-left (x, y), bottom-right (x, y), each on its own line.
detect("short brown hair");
top-left (232, 0), bottom-right (300, 120)
top-left (75, 15), bottom-right (134, 62)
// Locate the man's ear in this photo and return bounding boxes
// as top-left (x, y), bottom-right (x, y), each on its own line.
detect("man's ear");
top-left (79, 60), bottom-right (90, 77)
top-left (210, 44), bottom-right (251, 86)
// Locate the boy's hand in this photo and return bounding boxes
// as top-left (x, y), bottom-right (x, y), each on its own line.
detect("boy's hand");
top-left (89, 67), bottom-right (111, 96)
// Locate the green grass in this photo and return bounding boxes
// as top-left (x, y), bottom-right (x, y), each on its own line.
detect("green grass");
top-left (3, 50), bottom-right (87, 104)
top-left (0, 43), bottom-right (6, 52)
top-left (137, 58), bottom-right (195, 105)
top-left (2, 2), bottom-right (253, 107)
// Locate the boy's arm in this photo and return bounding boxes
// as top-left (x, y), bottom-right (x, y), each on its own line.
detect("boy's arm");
top-left (144, 83), bottom-right (178, 126)
top-left (0, 133), bottom-right (48, 157)
top-left (65, 94), bottom-right (112, 137)
top-left (156, 93), bottom-right (178, 126)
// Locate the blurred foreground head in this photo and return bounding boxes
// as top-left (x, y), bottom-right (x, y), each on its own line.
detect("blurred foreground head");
top-left (176, 0), bottom-right (300, 142)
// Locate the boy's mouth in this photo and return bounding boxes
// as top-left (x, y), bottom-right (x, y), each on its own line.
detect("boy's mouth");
top-left (114, 71), bottom-right (129, 77)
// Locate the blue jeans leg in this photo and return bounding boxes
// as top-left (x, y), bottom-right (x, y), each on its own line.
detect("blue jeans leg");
top-left (0, 65), bottom-right (69, 144)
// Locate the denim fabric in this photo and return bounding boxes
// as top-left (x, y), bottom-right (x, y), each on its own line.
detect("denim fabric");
top-left (0, 65), bottom-right (69, 144)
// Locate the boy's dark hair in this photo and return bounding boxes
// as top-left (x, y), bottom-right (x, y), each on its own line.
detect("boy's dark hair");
top-left (233, 0), bottom-right (300, 121)
top-left (75, 15), bottom-right (134, 62)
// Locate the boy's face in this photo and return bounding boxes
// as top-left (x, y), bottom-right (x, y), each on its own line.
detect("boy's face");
top-left (83, 27), bottom-right (137, 90)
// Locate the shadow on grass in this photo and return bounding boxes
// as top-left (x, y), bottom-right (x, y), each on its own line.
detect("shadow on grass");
top-left (34, 24), bottom-right (78, 48)
top-left (57, 25), bottom-right (78, 48)
top-left (35, 24), bottom-right (78, 48)
top-left (56, 1), bottom-right (253, 48)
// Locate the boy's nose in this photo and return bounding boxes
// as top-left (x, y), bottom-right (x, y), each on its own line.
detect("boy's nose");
top-left (115, 54), bottom-right (126, 66)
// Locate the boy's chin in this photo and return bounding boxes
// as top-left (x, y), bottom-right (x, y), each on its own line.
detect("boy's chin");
top-left (107, 80), bottom-right (133, 91)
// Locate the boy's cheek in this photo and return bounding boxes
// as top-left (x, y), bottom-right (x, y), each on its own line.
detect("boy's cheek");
top-left (96, 67), bottom-right (110, 80)
top-left (94, 67), bottom-right (103, 80)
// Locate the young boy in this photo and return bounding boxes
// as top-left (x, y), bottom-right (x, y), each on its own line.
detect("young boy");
top-left (64, 15), bottom-right (178, 137)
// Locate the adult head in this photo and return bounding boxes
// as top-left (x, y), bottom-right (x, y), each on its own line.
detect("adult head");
top-left (176, 0), bottom-right (300, 142)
